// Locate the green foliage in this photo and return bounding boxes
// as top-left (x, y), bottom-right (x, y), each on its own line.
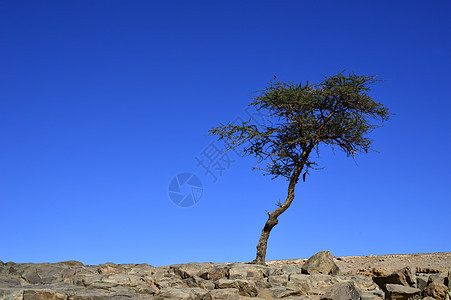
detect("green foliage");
top-left (209, 71), bottom-right (390, 180)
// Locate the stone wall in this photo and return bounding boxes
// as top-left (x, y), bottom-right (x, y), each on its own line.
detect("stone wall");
top-left (0, 252), bottom-right (450, 300)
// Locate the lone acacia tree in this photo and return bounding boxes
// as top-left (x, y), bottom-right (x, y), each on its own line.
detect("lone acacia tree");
top-left (208, 71), bottom-right (390, 264)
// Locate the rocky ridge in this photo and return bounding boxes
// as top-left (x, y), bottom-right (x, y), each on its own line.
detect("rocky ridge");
top-left (1, 251), bottom-right (450, 299)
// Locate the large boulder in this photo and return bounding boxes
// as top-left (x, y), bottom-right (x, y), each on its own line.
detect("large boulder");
top-left (301, 251), bottom-right (340, 275)
top-left (321, 281), bottom-right (360, 300)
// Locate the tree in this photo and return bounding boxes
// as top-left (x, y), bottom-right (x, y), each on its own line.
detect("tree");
top-left (208, 71), bottom-right (390, 264)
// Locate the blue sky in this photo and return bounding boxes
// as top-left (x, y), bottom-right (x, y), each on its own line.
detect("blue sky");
top-left (1, 1), bottom-right (450, 267)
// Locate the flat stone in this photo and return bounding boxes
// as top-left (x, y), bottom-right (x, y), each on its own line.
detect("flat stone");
top-left (286, 274), bottom-right (311, 294)
top-left (23, 289), bottom-right (67, 300)
top-left (227, 263), bottom-right (265, 280)
top-left (336, 274), bottom-right (380, 291)
top-left (264, 267), bottom-right (283, 277)
top-left (214, 278), bottom-right (258, 297)
top-left (56, 261), bottom-right (84, 267)
top-left (98, 263), bottom-right (124, 275)
top-left (281, 265), bottom-right (301, 274)
top-left (321, 281), bottom-right (360, 300)
top-left (154, 287), bottom-right (195, 300)
top-left (0, 287), bottom-right (24, 300)
top-left (385, 283), bottom-right (421, 300)
top-left (360, 289), bottom-right (385, 300)
top-left (268, 274), bottom-right (289, 286)
top-left (207, 288), bottom-right (240, 299)
top-left (258, 287), bottom-right (304, 299)
top-left (171, 263), bottom-right (229, 281)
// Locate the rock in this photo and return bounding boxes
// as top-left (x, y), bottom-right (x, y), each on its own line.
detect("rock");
top-left (416, 274), bottom-right (428, 290)
top-left (254, 278), bottom-right (272, 290)
top-left (321, 281), bottom-right (360, 300)
top-left (281, 265), bottom-right (301, 274)
top-left (56, 261), bottom-right (84, 267)
top-left (258, 287), bottom-right (304, 298)
top-left (423, 281), bottom-right (450, 300)
top-left (18, 264), bottom-right (75, 285)
top-left (214, 278), bottom-right (258, 297)
top-left (171, 263), bottom-right (229, 281)
top-left (428, 272), bottom-right (449, 285)
top-left (1, 256), bottom-right (448, 300)
top-left (0, 287), bottom-right (24, 299)
top-left (100, 274), bottom-right (144, 287)
top-left (301, 251), bottom-right (340, 275)
top-left (233, 280), bottom-right (258, 297)
top-left (360, 289), bottom-right (385, 300)
top-left (155, 287), bottom-right (195, 299)
top-left (373, 267), bottom-right (416, 295)
top-left (227, 264), bottom-right (265, 280)
top-left (23, 289), bottom-right (67, 300)
top-left (0, 277), bottom-right (25, 286)
top-left (74, 274), bottom-right (103, 287)
top-left (136, 282), bottom-right (159, 295)
top-left (190, 288), bottom-right (210, 299)
top-left (264, 267), bottom-right (283, 277)
top-left (336, 274), bottom-right (379, 291)
top-left (446, 271), bottom-right (450, 288)
top-left (308, 274), bottom-right (338, 290)
top-left (126, 264), bottom-right (155, 277)
top-left (69, 289), bottom-right (120, 299)
top-left (286, 274), bottom-right (311, 294)
top-left (98, 263), bottom-right (124, 275)
top-left (207, 288), bottom-right (240, 299)
top-left (416, 267), bottom-right (442, 274)
top-left (268, 274), bottom-right (289, 286)
top-left (152, 275), bottom-right (185, 289)
top-left (185, 275), bottom-right (215, 290)
top-left (385, 283), bottom-right (421, 300)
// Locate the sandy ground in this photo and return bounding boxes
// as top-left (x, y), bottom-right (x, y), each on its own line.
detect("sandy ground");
top-left (266, 252), bottom-right (451, 275)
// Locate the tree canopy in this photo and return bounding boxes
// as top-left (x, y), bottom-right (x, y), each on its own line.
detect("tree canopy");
top-left (210, 71), bottom-right (389, 180)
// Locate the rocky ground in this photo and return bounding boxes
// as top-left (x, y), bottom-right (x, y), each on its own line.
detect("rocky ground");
top-left (0, 251), bottom-right (450, 300)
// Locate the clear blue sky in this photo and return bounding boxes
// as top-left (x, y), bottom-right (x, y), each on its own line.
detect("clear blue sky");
top-left (1, 1), bottom-right (450, 267)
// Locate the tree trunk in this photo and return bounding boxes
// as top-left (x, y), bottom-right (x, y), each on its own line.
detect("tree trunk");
top-left (252, 150), bottom-right (311, 265)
